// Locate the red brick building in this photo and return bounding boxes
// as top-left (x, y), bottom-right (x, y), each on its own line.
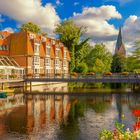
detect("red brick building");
top-left (0, 30), bottom-right (70, 78)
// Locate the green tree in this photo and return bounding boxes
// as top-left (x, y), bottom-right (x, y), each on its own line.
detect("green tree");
top-left (41, 32), bottom-right (48, 37)
top-left (76, 62), bottom-right (88, 73)
top-left (86, 44), bottom-right (112, 72)
top-left (126, 41), bottom-right (140, 72)
top-left (20, 22), bottom-right (41, 33)
top-left (126, 56), bottom-right (138, 72)
top-left (111, 54), bottom-right (126, 72)
top-left (55, 20), bottom-right (89, 72)
top-left (93, 58), bottom-right (105, 73)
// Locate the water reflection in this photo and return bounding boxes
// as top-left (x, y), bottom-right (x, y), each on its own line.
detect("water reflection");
top-left (1, 93), bottom-right (140, 140)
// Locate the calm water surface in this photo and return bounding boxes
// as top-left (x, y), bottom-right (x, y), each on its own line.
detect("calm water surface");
top-left (0, 84), bottom-right (140, 140)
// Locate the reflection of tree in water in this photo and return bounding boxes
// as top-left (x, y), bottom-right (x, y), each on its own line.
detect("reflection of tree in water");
top-left (88, 101), bottom-right (109, 113)
top-left (59, 96), bottom-right (111, 140)
top-left (59, 99), bottom-right (86, 140)
top-left (5, 107), bottom-right (27, 134)
top-left (115, 94), bottom-right (123, 123)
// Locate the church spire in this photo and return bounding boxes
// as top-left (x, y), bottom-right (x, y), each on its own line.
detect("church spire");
top-left (115, 27), bottom-right (126, 56)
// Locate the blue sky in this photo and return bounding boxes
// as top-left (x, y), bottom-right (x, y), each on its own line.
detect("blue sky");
top-left (0, 0), bottom-right (140, 53)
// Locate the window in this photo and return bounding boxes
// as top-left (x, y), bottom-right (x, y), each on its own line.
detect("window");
top-left (33, 56), bottom-right (40, 66)
top-left (0, 34), bottom-right (4, 39)
top-left (46, 47), bottom-right (50, 56)
top-left (55, 59), bottom-right (59, 66)
top-left (34, 44), bottom-right (40, 55)
top-left (45, 58), bottom-right (50, 66)
top-left (56, 50), bottom-right (59, 57)
top-left (0, 45), bottom-right (8, 51)
top-left (34, 68), bottom-right (40, 74)
top-left (64, 51), bottom-right (67, 58)
top-left (51, 40), bottom-right (55, 45)
top-left (29, 33), bottom-right (36, 39)
top-left (63, 60), bottom-right (67, 67)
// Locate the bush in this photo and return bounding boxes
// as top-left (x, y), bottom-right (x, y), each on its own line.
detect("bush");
top-left (70, 72), bottom-right (78, 77)
top-left (76, 63), bottom-right (88, 73)
top-left (121, 72), bottom-right (129, 76)
top-left (104, 72), bottom-right (112, 76)
top-left (86, 72), bottom-right (95, 75)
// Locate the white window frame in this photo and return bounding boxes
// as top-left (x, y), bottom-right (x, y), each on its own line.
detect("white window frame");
top-left (55, 48), bottom-right (60, 58)
top-left (33, 56), bottom-right (40, 68)
top-left (45, 57), bottom-right (50, 67)
top-left (63, 60), bottom-right (67, 67)
top-left (46, 45), bottom-right (51, 57)
top-left (34, 43), bottom-right (40, 56)
top-left (55, 59), bottom-right (59, 67)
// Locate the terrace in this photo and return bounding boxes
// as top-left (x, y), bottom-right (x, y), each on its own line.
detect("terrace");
top-left (0, 56), bottom-right (24, 81)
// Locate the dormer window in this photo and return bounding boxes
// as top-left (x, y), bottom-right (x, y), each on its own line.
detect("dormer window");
top-left (34, 44), bottom-right (40, 55)
top-left (51, 40), bottom-right (55, 45)
top-left (46, 47), bottom-right (50, 56)
top-left (0, 45), bottom-right (8, 51)
top-left (56, 49), bottom-right (59, 57)
top-left (0, 34), bottom-right (5, 39)
top-left (59, 42), bottom-right (63, 47)
top-left (42, 37), bottom-right (46, 42)
top-left (29, 33), bottom-right (36, 39)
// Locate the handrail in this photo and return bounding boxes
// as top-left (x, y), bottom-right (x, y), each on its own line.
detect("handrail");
top-left (23, 73), bottom-right (140, 83)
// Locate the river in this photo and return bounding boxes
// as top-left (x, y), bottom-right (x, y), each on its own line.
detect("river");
top-left (0, 83), bottom-right (139, 140)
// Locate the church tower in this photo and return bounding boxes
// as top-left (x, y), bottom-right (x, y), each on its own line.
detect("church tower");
top-left (115, 27), bottom-right (126, 56)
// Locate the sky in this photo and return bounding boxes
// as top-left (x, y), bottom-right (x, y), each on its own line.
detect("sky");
top-left (0, 0), bottom-right (140, 54)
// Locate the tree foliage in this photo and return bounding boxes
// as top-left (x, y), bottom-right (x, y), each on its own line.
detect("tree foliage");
top-left (86, 44), bottom-right (112, 73)
top-left (111, 54), bottom-right (126, 72)
top-left (55, 20), bottom-right (89, 72)
top-left (76, 62), bottom-right (88, 73)
top-left (20, 22), bottom-right (41, 33)
top-left (126, 41), bottom-right (140, 72)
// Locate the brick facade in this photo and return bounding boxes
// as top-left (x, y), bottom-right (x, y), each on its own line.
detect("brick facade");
top-left (0, 31), bottom-right (70, 77)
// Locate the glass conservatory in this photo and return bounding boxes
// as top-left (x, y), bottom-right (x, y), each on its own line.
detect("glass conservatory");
top-left (0, 56), bottom-right (24, 80)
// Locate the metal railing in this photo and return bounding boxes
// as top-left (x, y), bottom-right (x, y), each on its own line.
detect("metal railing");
top-left (24, 73), bottom-right (140, 83)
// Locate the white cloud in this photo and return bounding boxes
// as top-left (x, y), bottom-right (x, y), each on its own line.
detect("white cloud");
top-left (119, 15), bottom-right (140, 55)
top-left (89, 40), bottom-right (116, 54)
top-left (104, 41), bottom-right (116, 53)
top-left (73, 5), bottom-right (122, 42)
top-left (3, 27), bottom-right (14, 33)
top-left (123, 15), bottom-right (140, 42)
top-left (56, 0), bottom-right (63, 6)
top-left (0, 0), bottom-right (60, 36)
top-left (72, 5), bottom-right (137, 55)
top-left (74, 2), bottom-right (79, 6)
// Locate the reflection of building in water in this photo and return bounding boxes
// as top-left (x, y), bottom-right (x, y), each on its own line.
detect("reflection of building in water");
top-left (25, 94), bottom-right (71, 135)
top-left (0, 94), bottom-right (25, 136)
top-left (0, 94), bottom-right (24, 111)
top-left (2, 93), bottom-right (140, 139)
top-left (27, 83), bottom-right (68, 93)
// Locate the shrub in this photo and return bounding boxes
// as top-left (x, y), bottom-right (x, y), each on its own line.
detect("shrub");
top-left (70, 72), bottom-right (78, 77)
top-left (86, 72), bottom-right (95, 75)
top-left (121, 72), bottom-right (129, 76)
top-left (76, 63), bottom-right (88, 73)
top-left (104, 72), bottom-right (112, 76)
